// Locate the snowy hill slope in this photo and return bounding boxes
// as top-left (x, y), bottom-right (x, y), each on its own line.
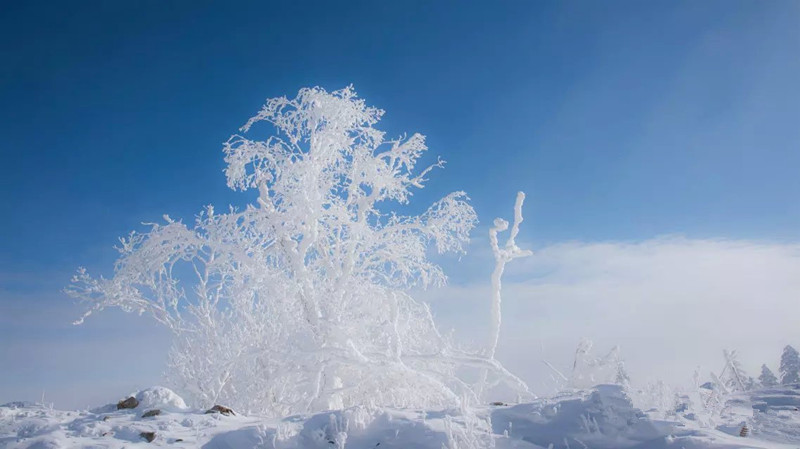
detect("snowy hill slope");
top-left (2, 385), bottom-right (799, 449)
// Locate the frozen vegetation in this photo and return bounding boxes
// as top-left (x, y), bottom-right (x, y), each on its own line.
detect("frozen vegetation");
top-left (2, 86), bottom-right (796, 447)
top-left (65, 86), bottom-right (528, 416)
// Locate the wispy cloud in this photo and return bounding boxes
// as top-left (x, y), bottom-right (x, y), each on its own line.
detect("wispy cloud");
top-left (423, 237), bottom-right (800, 392)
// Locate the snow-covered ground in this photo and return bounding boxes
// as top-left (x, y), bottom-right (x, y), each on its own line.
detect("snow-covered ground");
top-left (2, 385), bottom-right (799, 449)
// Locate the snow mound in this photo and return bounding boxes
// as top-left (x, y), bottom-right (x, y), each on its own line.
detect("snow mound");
top-left (133, 386), bottom-right (188, 412)
top-left (492, 384), bottom-right (673, 448)
top-left (204, 407), bottom-right (457, 449)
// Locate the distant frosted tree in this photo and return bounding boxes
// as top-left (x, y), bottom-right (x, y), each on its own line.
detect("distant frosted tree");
top-left (696, 376), bottom-right (726, 422)
top-left (639, 379), bottom-right (677, 416)
top-left (568, 338), bottom-right (628, 389)
top-left (615, 360), bottom-right (631, 389)
top-left (779, 345), bottom-right (800, 385)
top-left (570, 338), bottom-right (596, 388)
top-left (758, 364), bottom-right (778, 387)
top-left (66, 86), bottom-right (530, 416)
top-left (720, 349), bottom-right (749, 392)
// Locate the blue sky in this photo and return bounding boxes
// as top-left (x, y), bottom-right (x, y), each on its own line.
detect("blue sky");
top-left (2, 1), bottom-right (800, 408)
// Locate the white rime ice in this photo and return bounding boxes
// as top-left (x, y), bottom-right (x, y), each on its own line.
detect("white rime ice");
top-left (487, 192), bottom-right (533, 360)
top-left (476, 192), bottom-right (533, 402)
top-left (65, 86), bottom-right (530, 416)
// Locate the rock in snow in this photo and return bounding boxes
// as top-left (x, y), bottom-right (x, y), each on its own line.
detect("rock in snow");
top-left (205, 405), bottom-right (235, 416)
top-left (141, 409), bottom-right (161, 418)
top-left (115, 397), bottom-right (138, 410)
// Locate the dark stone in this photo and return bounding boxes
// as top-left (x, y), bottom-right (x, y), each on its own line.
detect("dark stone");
top-left (117, 397), bottom-right (139, 410)
top-left (142, 409), bottom-right (161, 418)
top-left (140, 431), bottom-right (156, 443)
top-left (205, 405), bottom-right (235, 416)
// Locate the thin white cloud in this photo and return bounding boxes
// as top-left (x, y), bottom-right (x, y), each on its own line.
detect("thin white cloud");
top-left (422, 237), bottom-right (800, 393)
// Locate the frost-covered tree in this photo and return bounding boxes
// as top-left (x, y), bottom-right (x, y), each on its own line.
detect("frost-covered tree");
top-left (66, 86), bottom-right (529, 416)
top-left (695, 376), bottom-right (726, 424)
top-left (779, 345), bottom-right (800, 385)
top-left (758, 365), bottom-right (778, 387)
top-left (568, 338), bottom-right (628, 389)
top-left (720, 349), bottom-right (749, 392)
top-left (637, 379), bottom-right (678, 416)
top-left (615, 360), bottom-right (631, 389)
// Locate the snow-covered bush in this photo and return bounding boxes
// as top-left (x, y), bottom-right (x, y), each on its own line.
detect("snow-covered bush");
top-left (66, 86), bottom-right (529, 416)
